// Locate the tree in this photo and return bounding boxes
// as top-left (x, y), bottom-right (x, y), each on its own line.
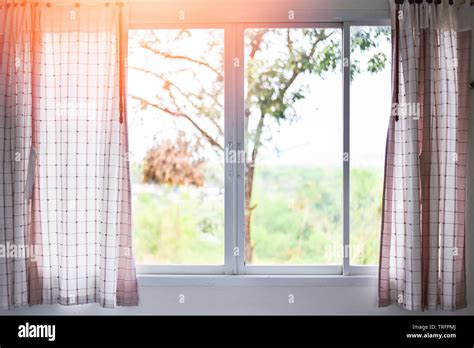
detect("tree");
top-left (129, 27), bottom-right (390, 263)
top-left (142, 132), bottom-right (205, 187)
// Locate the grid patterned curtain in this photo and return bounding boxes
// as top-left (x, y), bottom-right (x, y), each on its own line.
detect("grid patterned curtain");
top-left (379, 0), bottom-right (471, 311)
top-left (0, 0), bottom-right (138, 309)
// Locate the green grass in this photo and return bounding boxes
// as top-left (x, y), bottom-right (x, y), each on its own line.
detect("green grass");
top-left (350, 168), bottom-right (384, 265)
top-left (250, 166), bottom-right (343, 264)
top-left (132, 165), bottom-right (384, 265)
top-left (132, 186), bottom-right (224, 264)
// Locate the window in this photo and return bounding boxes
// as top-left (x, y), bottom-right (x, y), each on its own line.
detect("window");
top-left (244, 26), bottom-right (343, 265)
top-left (350, 26), bottom-right (391, 266)
top-left (128, 23), bottom-right (391, 275)
top-left (128, 29), bottom-right (225, 266)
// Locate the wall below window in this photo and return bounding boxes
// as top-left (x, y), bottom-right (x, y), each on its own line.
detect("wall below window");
top-left (1, 280), bottom-right (473, 315)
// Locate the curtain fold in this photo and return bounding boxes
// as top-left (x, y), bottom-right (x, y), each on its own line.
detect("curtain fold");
top-left (379, 0), bottom-right (471, 311)
top-left (0, 0), bottom-right (138, 309)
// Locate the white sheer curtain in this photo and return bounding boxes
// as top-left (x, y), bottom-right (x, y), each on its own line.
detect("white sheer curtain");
top-left (0, 0), bottom-right (138, 309)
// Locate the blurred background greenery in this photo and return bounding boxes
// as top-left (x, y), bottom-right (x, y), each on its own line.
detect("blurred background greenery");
top-left (132, 164), bottom-right (383, 265)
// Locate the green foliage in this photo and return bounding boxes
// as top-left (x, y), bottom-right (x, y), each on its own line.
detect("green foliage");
top-left (133, 185), bottom-right (224, 264)
top-left (133, 166), bottom-right (384, 265)
top-left (351, 26), bottom-right (390, 78)
top-left (246, 27), bottom-right (389, 125)
top-left (250, 166), bottom-right (343, 264)
top-left (246, 29), bottom-right (343, 125)
top-left (367, 52), bottom-right (389, 74)
top-left (350, 168), bottom-right (384, 265)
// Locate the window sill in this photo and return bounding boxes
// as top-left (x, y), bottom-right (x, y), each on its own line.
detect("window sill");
top-left (137, 274), bottom-right (378, 287)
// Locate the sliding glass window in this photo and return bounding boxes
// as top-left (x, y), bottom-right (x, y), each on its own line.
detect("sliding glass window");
top-left (127, 23), bottom-right (391, 275)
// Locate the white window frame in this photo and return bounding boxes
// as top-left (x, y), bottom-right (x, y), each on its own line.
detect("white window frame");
top-left (129, 0), bottom-right (390, 278)
top-left (236, 22), bottom-right (343, 276)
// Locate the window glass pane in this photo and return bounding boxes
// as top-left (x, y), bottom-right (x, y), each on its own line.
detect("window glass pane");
top-left (350, 26), bottom-right (391, 265)
top-left (128, 29), bottom-right (225, 265)
top-left (244, 28), bottom-right (343, 265)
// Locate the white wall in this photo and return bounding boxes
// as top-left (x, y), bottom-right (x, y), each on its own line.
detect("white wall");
top-left (1, 281), bottom-right (473, 315)
top-left (1, 0), bottom-right (473, 316)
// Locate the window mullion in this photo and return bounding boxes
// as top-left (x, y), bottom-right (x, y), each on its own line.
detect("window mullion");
top-left (236, 24), bottom-right (246, 275)
top-left (224, 24), bottom-right (238, 275)
top-left (342, 22), bottom-right (351, 276)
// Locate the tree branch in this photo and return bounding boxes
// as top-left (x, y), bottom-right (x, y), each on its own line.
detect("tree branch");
top-left (130, 95), bottom-right (224, 151)
top-left (130, 66), bottom-right (224, 138)
top-left (140, 42), bottom-right (224, 80)
top-left (245, 29), bottom-right (269, 159)
top-left (249, 29), bottom-right (331, 160)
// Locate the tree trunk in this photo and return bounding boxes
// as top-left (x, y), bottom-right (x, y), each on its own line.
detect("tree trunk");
top-left (242, 30), bottom-right (268, 264)
top-left (244, 111), bottom-right (265, 263)
top-left (244, 162), bottom-right (255, 263)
